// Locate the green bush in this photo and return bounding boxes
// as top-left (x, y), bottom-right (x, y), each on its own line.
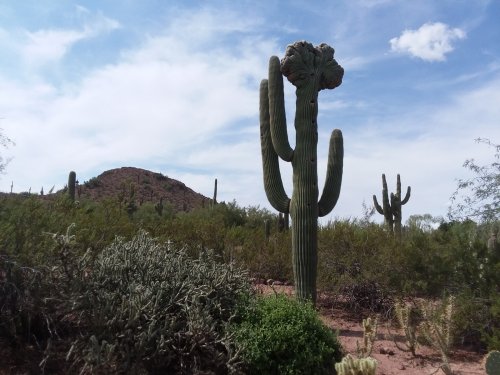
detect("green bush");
top-left (232, 294), bottom-right (343, 375)
top-left (69, 230), bottom-right (252, 374)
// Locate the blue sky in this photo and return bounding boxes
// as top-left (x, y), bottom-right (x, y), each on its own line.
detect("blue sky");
top-left (1, 0), bottom-right (499, 222)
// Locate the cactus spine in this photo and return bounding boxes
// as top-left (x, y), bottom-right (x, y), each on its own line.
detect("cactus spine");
top-left (373, 174), bottom-right (410, 239)
top-left (68, 171), bottom-right (76, 202)
top-left (485, 350), bottom-right (500, 375)
top-left (260, 41), bottom-right (344, 303)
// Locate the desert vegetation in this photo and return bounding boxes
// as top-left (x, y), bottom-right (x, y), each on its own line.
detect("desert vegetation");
top-left (0, 186), bottom-right (498, 373)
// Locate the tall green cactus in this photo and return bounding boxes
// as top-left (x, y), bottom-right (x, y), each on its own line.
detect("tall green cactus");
top-left (260, 41), bottom-right (344, 303)
top-left (68, 171), bottom-right (76, 202)
top-left (373, 174), bottom-right (410, 239)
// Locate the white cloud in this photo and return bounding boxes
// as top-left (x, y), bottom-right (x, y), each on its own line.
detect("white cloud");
top-left (20, 8), bottom-right (120, 66)
top-left (165, 7), bottom-right (262, 43)
top-left (390, 22), bottom-right (466, 62)
top-left (0, 8), bottom-right (278, 195)
top-left (22, 29), bottom-right (87, 64)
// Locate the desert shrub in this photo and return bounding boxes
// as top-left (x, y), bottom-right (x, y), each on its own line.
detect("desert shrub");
top-left (128, 201), bottom-right (175, 235)
top-left (243, 206), bottom-right (275, 229)
top-left (256, 231), bottom-right (293, 281)
top-left (0, 195), bottom-right (60, 264)
top-left (165, 207), bottom-right (227, 257)
top-left (0, 254), bottom-right (53, 345)
top-left (340, 280), bottom-right (394, 313)
top-left (232, 294), bottom-right (343, 375)
top-left (317, 220), bottom-right (397, 310)
top-left (448, 289), bottom-right (489, 349)
top-left (483, 293), bottom-right (500, 350)
top-left (232, 229), bottom-right (293, 282)
top-left (448, 287), bottom-right (499, 351)
top-left (83, 177), bottom-right (101, 188)
top-left (68, 230), bottom-right (252, 374)
top-left (0, 223), bottom-right (87, 373)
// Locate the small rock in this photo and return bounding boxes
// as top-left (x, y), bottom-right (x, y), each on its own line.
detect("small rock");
top-left (399, 364), bottom-right (406, 370)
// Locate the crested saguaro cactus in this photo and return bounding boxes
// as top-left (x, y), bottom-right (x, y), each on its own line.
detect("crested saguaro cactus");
top-left (259, 41), bottom-right (344, 303)
top-left (373, 174), bottom-right (410, 239)
top-left (68, 171), bottom-right (76, 202)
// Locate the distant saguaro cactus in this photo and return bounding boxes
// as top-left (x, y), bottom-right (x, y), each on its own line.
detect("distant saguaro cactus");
top-left (260, 41), bottom-right (344, 303)
top-left (264, 219), bottom-right (271, 242)
top-left (212, 178), bottom-right (218, 206)
top-left (373, 174), bottom-right (410, 239)
top-left (68, 171), bottom-right (76, 202)
top-left (155, 197), bottom-right (164, 216)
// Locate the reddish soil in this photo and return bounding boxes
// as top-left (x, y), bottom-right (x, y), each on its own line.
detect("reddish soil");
top-left (255, 284), bottom-right (485, 375)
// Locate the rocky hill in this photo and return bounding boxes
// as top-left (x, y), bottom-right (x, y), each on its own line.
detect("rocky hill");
top-left (71, 167), bottom-right (212, 212)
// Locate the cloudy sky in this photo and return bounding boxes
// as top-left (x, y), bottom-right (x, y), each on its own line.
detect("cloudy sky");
top-left (0, 0), bottom-right (499, 222)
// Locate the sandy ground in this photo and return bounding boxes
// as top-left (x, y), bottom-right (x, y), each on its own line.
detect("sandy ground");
top-left (255, 284), bottom-right (485, 375)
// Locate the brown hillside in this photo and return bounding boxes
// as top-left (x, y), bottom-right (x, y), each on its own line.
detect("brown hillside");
top-left (71, 167), bottom-right (212, 212)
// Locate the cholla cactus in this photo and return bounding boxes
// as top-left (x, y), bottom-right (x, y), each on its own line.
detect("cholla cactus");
top-left (485, 350), bottom-right (500, 375)
top-left (357, 317), bottom-right (378, 358)
top-left (418, 296), bottom-right (455, 375)
top-left (335, 354), bottom-right (377, 375)
top-left (260, 41), bottom-right (344, 303)
top-left (394, 301), bottom-right (419, 356)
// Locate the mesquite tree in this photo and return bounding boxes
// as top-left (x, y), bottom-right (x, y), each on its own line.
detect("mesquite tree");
top-left (259, 41), bottom-right (344, 303)
top-left (449, 138), bottom-right (500, 222)
top-left (0, 128), bottom-right (14, 176)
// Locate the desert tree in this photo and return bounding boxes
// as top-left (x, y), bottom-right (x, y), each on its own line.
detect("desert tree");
top-left (449, 138), bottom-right (499, 223)
top-left (0, 127), bottom-right (14, 176)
